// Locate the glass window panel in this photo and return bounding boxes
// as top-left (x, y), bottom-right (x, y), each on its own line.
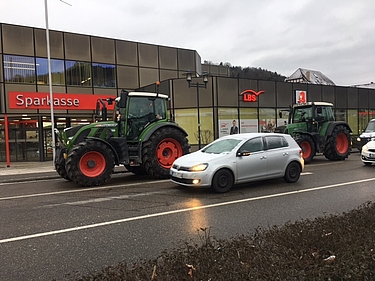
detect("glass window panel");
top-left (64, 33), bottom-right (90, 61)
top-left (116, 40), bottom-right (138, 66)
top-left (159, 46), bottom-right (177, 69)
top-left (218, 108), bottom-right (238, 137)
top-left (259, 108), bottom-right (276, 132)
top-left (4, 55), bottom-right (36, 84)
top-left (239, 108), bottom-right (258, 133)
top-left (174, 108), bottom-right (213, 147)
top-left (117, 65), bottom-right (139, 89)
top-left (335, 109), bottom-right (347, 122)
top-left (65, 61), bottom-right (92, 86)
top-left (348, 109), bottom-right (358, 135)
top-left (36, 58), bottom-right (65, 85)
top-left (178, 49), bottom-right (195, 72)
top-left (138, 44), bottom-right (158, 68)
top-left (2, 25), bottom-right (34, 56)
top-left (91, 37), bottom-right (115, 63)
top-left (92, 63), bottom-right (115, 88)
top-left (359, 109), bottom-right (369, 134)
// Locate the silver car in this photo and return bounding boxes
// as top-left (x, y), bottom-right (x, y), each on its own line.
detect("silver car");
top-left (361, 138), bottom-right (375, 165)
top-left (170, 133), bottom-right (304, 193)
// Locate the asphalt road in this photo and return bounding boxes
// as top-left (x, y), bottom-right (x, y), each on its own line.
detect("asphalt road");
top-left (1, 153), bottom-right (375, 280)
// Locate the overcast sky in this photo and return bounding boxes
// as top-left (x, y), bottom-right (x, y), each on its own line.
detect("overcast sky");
top-left (1, 0), bottom-right (374, 86)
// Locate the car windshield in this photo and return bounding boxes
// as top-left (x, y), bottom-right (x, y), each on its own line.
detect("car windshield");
top-left (365, 121), bottom-right (375, 133)
top-left (202, 138), bottom-right (242, 154)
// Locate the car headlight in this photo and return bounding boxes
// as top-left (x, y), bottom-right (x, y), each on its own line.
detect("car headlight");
top-left (362, 145), bottom-right (368, 152)
top-left (357, 137), bottom-right (361, 142)
top-left (190, 163), bottom-right (208, 172)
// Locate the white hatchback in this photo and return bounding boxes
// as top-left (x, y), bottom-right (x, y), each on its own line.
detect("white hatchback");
top-left (170, 133), bottom-right (304, 193)
top-left (361, 138), bottom-right (375, 166)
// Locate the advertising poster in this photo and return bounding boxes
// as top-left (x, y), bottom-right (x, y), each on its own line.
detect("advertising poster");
top-left (219, 119), bottom-right (259, 137)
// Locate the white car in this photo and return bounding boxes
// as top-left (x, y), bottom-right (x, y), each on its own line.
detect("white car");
top-left (361, 138), bottom-right (375, 166)
top-left (170, 133), bottom-right (304, 193)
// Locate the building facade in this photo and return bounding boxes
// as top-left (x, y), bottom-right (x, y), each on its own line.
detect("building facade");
top-left (1, 23), bottom-right (375, 162)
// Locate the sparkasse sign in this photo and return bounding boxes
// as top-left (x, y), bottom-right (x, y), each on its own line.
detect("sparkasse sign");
top-left (9, 92), bottom-right (116, 110)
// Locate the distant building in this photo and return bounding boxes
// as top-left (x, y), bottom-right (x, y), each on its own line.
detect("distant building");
top-left (285, 68), bottom-right (335, 85)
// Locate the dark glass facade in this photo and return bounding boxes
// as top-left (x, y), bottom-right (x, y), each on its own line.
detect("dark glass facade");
top-left (1, 22), bottom-right (374, 162)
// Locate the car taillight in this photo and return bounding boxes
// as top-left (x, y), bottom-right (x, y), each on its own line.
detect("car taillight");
top-left (299, 149), bottom-right (303, 157)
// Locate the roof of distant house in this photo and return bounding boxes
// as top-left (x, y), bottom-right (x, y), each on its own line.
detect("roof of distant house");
top-left (285, 68), bottom-right (335, 85)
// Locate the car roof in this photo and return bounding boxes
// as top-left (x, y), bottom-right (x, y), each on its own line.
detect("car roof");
top-left (219, 132), bottom-right (290, 141)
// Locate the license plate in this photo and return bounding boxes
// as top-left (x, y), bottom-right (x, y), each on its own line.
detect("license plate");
top-left (171, 171), bottom-right (183, 178)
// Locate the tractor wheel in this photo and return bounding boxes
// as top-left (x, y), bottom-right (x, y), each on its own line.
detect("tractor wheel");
top-left (65, 139), bottom-right (115, 187)
top-left (55, 149), bottom-right (71, 181)
top-left (142, 127), bottom-right (190, 179)
top-left (324, 125), bottom-right (351, 161)
top-left (295, 135), bottom-right (316, 163)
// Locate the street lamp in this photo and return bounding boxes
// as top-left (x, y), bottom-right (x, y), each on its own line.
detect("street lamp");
top-left (184, 71), bottom-right (209, 149)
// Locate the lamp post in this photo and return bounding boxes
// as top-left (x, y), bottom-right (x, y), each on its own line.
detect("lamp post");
top-left (184, 71), bottom-right (209, 149)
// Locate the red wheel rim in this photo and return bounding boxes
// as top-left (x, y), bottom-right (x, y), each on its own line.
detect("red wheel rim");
top-left (336, 133), bottom-right (349, 154)
top-left (156, 138), bottom-right (183, 168)
top-left (300, 141), bottom-right (311, 159)
top-left (79, 151), bottom-right (106, 177)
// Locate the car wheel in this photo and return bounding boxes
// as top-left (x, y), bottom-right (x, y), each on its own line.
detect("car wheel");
top-left (283, 162), bottom-right (301, 183)
top-left (364, 162), bottom-right (372, 166)
top-left (211, 169), bottom-right (234, 193)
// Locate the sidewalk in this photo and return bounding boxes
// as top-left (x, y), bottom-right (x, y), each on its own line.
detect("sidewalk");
top-left (0, 161), bottom-right (56, 176)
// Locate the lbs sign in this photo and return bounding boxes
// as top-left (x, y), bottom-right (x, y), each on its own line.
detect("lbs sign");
top-left (240, 90), bottom-right (264, 102)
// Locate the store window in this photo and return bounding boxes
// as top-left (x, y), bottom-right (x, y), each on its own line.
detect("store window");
top-left (3, 55), bottom-right (36, 83)
top-left (348, 109), bottom-right (359, 135)
top-left (92, 63), bottom-right (116, 88)
top-left (218, 108), bottom-right (238, 137)
top-left (259, 108), bottom-right (276, 132)
top-left (359, 109), bottom-right (369, 134)
top-left (174, 108), bottom-right (214, 147)
top-left (36, 58), bottom-right (65, 85)
top-left (65, 61), bottom-right (92, 86)
top-left (239, 108), bottom-right (258, 133)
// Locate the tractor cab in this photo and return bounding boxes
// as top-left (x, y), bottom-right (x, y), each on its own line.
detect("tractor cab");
top-left (285, 102), bottom-right (335, 134)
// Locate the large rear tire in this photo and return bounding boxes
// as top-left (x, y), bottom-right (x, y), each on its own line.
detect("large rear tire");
top-left (295, 135), bottom-right (315, 163)
top-left (142, 127), bottom-right (190, 179)
top-left (66, 139), bottom-right (115, 187)
top-left (324, 125), bottom-right (351, 161)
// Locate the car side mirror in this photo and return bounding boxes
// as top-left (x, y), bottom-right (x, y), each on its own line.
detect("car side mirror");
top-left (237, 151), bottom-right (251, 157)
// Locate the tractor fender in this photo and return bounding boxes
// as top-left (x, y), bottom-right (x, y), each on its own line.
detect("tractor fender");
top-left (294, 132), bottom-right (319, 149)
top-left (140, 122), bottom-right (188, 142)
top-left (85, 137), bottom-right (120, 165)
top-left (325, 121), bottom-right (352, 136)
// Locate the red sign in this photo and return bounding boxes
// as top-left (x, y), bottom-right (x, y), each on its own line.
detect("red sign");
top-left (240, 90), bottom-right (264, 102)
top-left (8, 92), bottom-right (116, 110)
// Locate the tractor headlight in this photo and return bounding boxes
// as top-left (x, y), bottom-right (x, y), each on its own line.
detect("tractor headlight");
top-left (190, 163), bottom-right (208, 172)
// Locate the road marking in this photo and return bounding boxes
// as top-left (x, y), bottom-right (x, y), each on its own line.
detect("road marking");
top-left (1, 177), bottom-right (375, 244)
top-left (0, 180), bottom-right (170, 201)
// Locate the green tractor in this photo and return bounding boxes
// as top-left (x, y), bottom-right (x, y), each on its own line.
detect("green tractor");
top-left (54, 89), bottom-right (190, 186)
top-left (275, 102), bottom-right (351, 163)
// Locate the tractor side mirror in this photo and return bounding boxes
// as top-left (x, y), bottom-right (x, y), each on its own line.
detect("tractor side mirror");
top-left (119, 90), bottom-right (128, 108)
top-left (279, 111), bottom-right (282, 118)
top-left (317, 107), bottom-right (322, 114)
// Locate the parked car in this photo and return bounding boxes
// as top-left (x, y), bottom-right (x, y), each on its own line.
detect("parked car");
top-left (170, 133), bottom-right (304, 193)
top-left (356, 119), bottom-right (375, 151)
top-left (361, 138), bottom-right (375, 166)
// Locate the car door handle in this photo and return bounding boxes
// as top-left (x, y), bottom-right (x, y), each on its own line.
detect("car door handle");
top-left (260, 156), bottom-right (267, 160)
top-left (283, 152), bottom-right (289, 156)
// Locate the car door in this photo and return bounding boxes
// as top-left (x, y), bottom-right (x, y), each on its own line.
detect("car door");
top-left (236, 137), bottom-right (268, 183)
top-left (264, 136), bottom-right (290, 176)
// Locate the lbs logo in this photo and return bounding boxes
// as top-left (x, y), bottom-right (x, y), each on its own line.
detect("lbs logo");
top-left (240, 90), bottom-right (265, 102)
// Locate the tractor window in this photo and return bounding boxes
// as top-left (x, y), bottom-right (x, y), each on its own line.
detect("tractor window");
top-left (292, 107), bottom-right (312, 123)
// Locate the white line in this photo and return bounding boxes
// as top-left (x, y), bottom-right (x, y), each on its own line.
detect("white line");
top-left (0, 180), bottom-right (170, 201)
top-left (1, 177), bottom-right (375, 244)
